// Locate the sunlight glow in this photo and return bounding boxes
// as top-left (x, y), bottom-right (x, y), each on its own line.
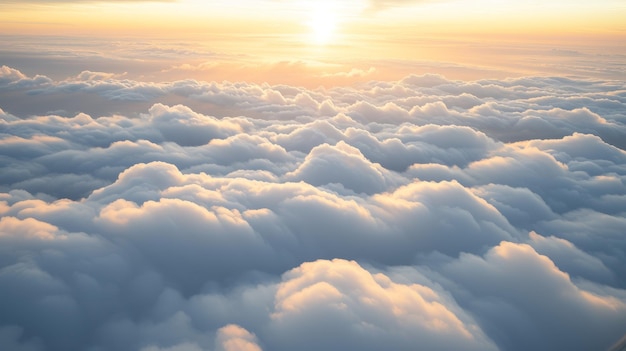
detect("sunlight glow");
top-left (307, 3), bottom-right (338, 45)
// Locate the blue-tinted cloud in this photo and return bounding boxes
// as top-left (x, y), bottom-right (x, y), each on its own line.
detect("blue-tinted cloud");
top-left (1, 66), bottom-right (625, 351)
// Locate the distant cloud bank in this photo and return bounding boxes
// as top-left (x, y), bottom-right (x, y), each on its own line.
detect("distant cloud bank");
top-left (1, 66), bottom-right (625, 351)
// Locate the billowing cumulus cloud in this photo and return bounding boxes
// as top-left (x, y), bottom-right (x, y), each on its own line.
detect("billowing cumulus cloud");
top-left (267, 258), bottom-right (497, 351)
top-left (1, 66), bottom-right (625, 351)
top-left (440, 241), bottom-right (626, 350)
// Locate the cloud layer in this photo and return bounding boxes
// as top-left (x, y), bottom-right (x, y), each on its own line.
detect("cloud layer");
top-left (1, 66), bottom-right (625, 351)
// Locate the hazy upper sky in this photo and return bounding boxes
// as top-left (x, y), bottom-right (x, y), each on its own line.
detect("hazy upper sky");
top-left (1, 1), bottom-right (626, 351)
top-left (3, 0), bottom-right (625, 35)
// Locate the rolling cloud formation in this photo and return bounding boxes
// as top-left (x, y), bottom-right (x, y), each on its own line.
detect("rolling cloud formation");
top-left (1, 65), bottom-right (626, 350)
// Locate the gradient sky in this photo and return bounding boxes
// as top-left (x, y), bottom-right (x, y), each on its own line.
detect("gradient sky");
top-left (2, 0), bottom-right (625, 85)
top-left (3, 0), bottom-right (625, 34)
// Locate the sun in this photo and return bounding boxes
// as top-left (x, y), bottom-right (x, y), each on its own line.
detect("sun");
top-left (307, 4), bottom-right (338, 45)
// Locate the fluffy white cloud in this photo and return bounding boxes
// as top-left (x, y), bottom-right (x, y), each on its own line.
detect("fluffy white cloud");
top-left (148, 103), bottom-right (242, 146)
top-left (215, 324), bottom-right (262, 351)
top-left (0, 65), bottom-right (52, 89)
top-left (440, 241), bottom-right (626, 351)
top-left (267, 258), bottom-right (497, 351)
top-left (285, 141), bottom-right (401, 194)
top-left (1, 66), bottom-right (625, 351)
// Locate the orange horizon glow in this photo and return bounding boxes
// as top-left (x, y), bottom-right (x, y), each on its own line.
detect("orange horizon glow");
top-left (1, 0), bottom-right (625, 86)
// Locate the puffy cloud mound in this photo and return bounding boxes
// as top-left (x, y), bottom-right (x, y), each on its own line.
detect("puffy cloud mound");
top-left (1, 66), bottom-right (625, 351)
top-left (267, 259), bottom-right (497, 351)
top-left (441, 241), bottom-right (626, 351)
top-left (148, 104), bottom-right (242, 146)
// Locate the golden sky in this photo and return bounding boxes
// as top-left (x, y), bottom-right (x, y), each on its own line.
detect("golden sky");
top-left (2, 0), bottom-right (625, 85)
top-left (3, 0), bottom-right (625, 35)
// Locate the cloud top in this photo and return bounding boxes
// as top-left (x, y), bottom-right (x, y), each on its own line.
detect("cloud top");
top-left (0, 66), bottom-right (625, 351)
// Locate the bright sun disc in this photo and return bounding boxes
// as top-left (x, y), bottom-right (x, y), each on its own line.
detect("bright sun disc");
top-left (308, 6), bottom-right (337, 45)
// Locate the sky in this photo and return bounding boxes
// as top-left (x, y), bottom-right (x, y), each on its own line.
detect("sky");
top-left (1, 0), bottom-right (625, 85)
top-left (1, 1), bottom-right (626, 351)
